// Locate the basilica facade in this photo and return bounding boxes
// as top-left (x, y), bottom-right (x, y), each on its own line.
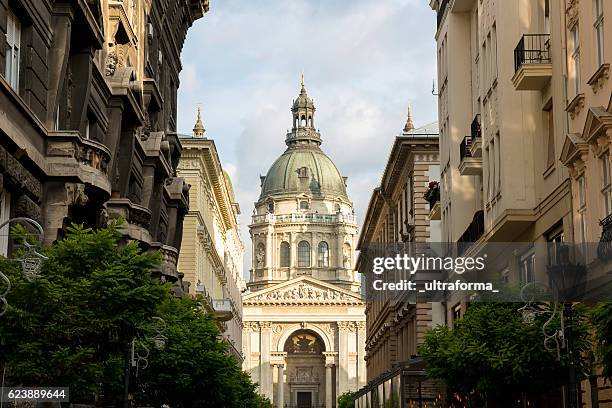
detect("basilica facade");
top-left (242, 79), bottom-right (366, 408)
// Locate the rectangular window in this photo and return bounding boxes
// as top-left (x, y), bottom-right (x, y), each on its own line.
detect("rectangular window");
top-left (578, 176), bottom-right (587, 243)
top-left (494, 133), bottom-right (501, 193)
top-left (5, 9), bottom-right (21, 90)
top-left (544, 0), bottom-right (551, 34)
top-left (571, 27), bottom-right (581, 95)
top-left (520, 251), bottom-right (536, 284)
top-left (0, 191), bottom-right (10, 257)
top-left (602, 155), bottom-right (612, 216)
top-left (545, 104), bottom-right (555, 168)
top-left (594, 0), bottom-right (605, 66)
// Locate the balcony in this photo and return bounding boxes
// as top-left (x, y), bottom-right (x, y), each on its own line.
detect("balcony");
top-left (212, 298), bottom-right (234, 322)
top-left (597, 214), bottom-right (612, 262)
top-left (251, 212), bottom-right (357, 225)
top-left (512, 34), bottom-right (552, 91)
top-left (106, 198), bottom-right (153, 244)
top-left (436, 0), bottom-right (449, 28)
top-left (424, 182), bottom-right (441, 221)
top-left (458, 210), bottom-right (485, 255)
top-left (459, 136), bottom-right (482, 176)
top-left (46, 131), bottom-right (112, 197)
top-left (469, 114), bottom-right (482, 158)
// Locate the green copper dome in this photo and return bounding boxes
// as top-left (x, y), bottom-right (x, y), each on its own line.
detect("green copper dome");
top-left (259, 79), bottom-right (348, 200)
top-left (260, 147), bottom-right (347, 199)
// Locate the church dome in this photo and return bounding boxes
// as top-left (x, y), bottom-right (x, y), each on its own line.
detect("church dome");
top-left (260, 146), bottom-right (348, 199)
top-left (260, 77), bottom-right (348, 200)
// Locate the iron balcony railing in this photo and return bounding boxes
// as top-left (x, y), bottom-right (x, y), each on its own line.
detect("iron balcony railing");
top-left (471, 114), bottom-right (481, 140)
top-left (251, 213), bottom-right (356, 225)
top-left (514, 34), bottom-right (551, 72)
top-left (597, 213), bottom-right (612, 261)
top-left (459, 136), bottom-right (473, 161)
top-left (458, 210), bottom-right (485, 255)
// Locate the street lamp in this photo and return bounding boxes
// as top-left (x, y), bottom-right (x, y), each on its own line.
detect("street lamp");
top-left (519, 245), bottom-right (586, 408)
top-left (546, 245), bottom-right (586, 408)
top-left (0, 217), bottom-right (47, 317)
top-left (123, 317), bottom-right (167, 408)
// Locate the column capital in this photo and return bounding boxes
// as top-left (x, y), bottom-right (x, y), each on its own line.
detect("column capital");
top-left (323, 351), bottom-right (338, 366)
top-left (270, 351), bottom-right (287, 366)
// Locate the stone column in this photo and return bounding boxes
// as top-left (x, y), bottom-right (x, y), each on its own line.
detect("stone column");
top-left (326, 364), bottom-right (333, 408)
top-left (270, 351), bottom-right (287, 408)
top-left (323, 352), bottom-right (338, 408)
top-left (260, 323), bottom-right (273, 399)
top-left (276, 364), bottom-right (284, 407)
top-left (356, 322), bottom-right (367, 388)
top-left (337, 322), bottom-right (350, 395)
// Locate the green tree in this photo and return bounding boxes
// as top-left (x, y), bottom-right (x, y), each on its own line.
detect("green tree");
top-left (418, 303), bottom-right (589, 406)
top-left (591, 302), bottom-right (612, 377)
top-left (134, 295), bottom-right (269, 408)
top-left (337, 390), bottom-right (357, 408)
top-left (0, 223), bottom-right (168, 404)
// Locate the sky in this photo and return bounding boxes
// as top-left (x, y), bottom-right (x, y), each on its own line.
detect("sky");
top-left (176, 0), bottom-right (438, 276)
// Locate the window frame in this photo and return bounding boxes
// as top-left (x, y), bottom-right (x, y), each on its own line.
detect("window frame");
top-left (280, 241), bottom-right (290, 268)
top-left (571, 26), bottom-right (581, 96)
top-left (297, 240), bottom-right (311, 267)
top-left (0, 190), bottom-right (10, 257)
top-left (5, 8), bottom-right (21, 90)
top-left (594, 0), bottom-right (605, 67)
top-left (317, 241), bottom-right (329, 268)
top-left (601, 154), bottom-right (612, 217)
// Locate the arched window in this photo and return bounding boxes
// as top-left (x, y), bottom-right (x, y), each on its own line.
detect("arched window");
top-left (318, 241), bottom-right (329, 267)
top-left (280, 241), bottom-right (290, 267)
top-left (298, 240), bottom-right (310, 267)
top-left (267, 200), bottom-right (275, 213)
top-left (301, 115), bottom-right (306, 127)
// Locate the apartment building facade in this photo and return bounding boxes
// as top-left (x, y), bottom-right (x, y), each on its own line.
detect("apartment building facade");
top-left (431, 0), bottom-right (611, 404)
top-left (559, 0), bottom-right (612, 405)
top-left (354, 116), bottom-right (445, 407)
top-left (0, 0), bottom-right (208, 286)
top-left (430, 0), bottom-right (573, 312)
top-left (177, 109), bottom-right (245, 362)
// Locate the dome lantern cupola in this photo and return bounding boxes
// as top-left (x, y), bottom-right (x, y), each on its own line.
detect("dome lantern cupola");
top-left (193, 105), bottom-right (206, 137)
top-left (286, 74), bottom-right (322, 147)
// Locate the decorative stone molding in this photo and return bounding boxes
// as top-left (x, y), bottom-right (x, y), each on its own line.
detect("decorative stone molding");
top-left (566, 93), bottom-right (585, 120)
top-left (0, 144), bottom-right (42, 201)
top-left (587, 63), bottom-right (610, 94)
top-left (243, 276), bottom-right (363, 306)
top-left (337, 321), bottom-right (352, 332)
top-left (566, 0), bottom-right (579, 30)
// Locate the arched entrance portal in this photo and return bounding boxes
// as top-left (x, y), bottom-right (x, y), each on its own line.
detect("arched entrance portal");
top-left (283, 330), bottom-right (328, 407)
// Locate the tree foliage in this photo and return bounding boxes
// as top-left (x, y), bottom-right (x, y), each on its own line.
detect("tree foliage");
top-left (591, 302), bottom-right (612, 378)
top-left (418, 303), bottom-right (590, 404)
top-left (0, 223), bottom-right (267, 407)
top-left (0, 223), bottom-right (167, 402)
top-left (135, 294), bottom-right (270, 408)
top-left (337, 391), bottom-right (357, 408)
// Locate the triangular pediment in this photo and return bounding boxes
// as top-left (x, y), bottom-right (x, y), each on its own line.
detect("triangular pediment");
top-left (243, 276), bottom-right (363, 305)
top-left (560, 133), bottom-right (588, 166)
top-left (582, 107), bottom-right (612, 143)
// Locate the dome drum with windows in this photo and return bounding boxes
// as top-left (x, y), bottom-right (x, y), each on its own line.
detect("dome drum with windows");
top-left (248, 77), bottom-right (360, 292)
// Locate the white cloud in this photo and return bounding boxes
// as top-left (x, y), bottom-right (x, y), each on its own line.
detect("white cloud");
top-left (177, 0), bottom-right (438, 277)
